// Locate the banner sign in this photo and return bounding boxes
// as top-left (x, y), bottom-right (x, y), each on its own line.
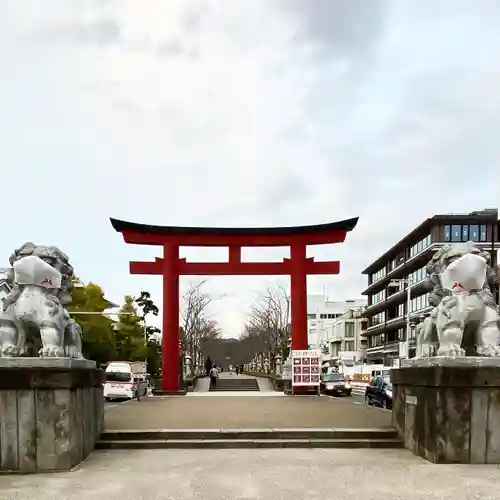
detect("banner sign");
top-left (292, 349), bottom-right (321, 386)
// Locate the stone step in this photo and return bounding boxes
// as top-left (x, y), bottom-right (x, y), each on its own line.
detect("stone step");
top-left (213, 381), bottom-right (259, 386)
top-left (100, 428), bottom-right (399, 441)
top-left (96, 437), bottom-right (403, 449)
top-left (209, 387), bottom-right (260, 391)
top-left (210, 382), bottom-right (260, 392)
top-left (212, 385), bottom-right (259, 388)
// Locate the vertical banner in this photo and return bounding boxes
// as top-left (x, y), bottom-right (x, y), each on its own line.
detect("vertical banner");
top-left (292, 349), bottom-right (321, 386)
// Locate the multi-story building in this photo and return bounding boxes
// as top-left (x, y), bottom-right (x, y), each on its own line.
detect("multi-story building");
top-left (306, 295), bottom-right (366, 348)
top-left (327, 308), bottom-right (368, 366)
top-left (361, 208), bottom-right (499, 365)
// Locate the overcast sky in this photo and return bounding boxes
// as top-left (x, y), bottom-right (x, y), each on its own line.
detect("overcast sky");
top-left (1, 0), bottom-right (498, 336)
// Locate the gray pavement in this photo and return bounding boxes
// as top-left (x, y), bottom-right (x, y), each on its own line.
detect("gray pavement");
top-left (104, 391), bottom-right (393, 429)
top-left (1, 448), bottom-right (500, 499)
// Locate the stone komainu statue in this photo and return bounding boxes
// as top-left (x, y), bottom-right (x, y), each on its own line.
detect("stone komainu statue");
top-left (0, 242), bottom-right (84, 358)
top-left (416, 241), bottom-right (500, 358)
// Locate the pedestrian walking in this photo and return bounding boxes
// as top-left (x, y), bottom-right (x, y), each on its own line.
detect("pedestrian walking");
top-left (209, 364), bottom-right (219, 389)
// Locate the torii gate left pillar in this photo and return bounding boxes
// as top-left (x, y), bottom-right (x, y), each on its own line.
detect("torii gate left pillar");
top-left (110, 217), bottom-right (359, 394)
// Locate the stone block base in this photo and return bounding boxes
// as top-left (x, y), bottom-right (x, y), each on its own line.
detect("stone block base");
top-left (0, 358), bottom-right (104, 473)
top-left (392, 357), bottom-right (500, 464)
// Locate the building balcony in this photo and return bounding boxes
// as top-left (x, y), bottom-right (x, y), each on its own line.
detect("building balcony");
top-left (366, 338), bottom-right (417, 357)
top-left (362, 244), bottom-right (437, 294)
top-left (364, 279), bottom-right (429, 315)
top-left (365, 345), bottom-right (384, 355)
top-left (362, 307), bottom-right (433, 337)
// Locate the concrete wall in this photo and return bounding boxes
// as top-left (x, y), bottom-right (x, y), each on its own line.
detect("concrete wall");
top-left (0, 358), bottom-right (104, 472)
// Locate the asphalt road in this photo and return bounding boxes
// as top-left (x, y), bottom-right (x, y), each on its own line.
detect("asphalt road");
top-left (104, 399), bottom-right (133, 409)
top-left (322, 387), bottom-right (393, 413)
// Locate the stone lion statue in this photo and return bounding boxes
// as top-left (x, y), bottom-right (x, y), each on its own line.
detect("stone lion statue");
top-left (0, 242), bottom-right (84, 358)
top-left (416, 241), bottom-right (500, 358)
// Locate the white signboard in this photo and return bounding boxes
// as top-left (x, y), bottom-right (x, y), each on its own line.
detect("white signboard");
top-left (292, 349), bottom-right (321, 386)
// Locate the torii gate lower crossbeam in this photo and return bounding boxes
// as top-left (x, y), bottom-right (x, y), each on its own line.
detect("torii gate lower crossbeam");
top-left (110, 217), bottom-right (359, 393)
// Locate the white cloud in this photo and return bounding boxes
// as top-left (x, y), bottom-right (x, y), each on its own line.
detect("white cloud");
top-left (0, 0), bottom-right (498, 336)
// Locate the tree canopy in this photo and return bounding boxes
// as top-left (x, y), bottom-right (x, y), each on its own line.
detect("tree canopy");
top-left (67, 280), bottom-right (116, 366)
top-left (114, 295), bottom-right (148, 362)
top-left (68, 281), bottom-right (162, 373)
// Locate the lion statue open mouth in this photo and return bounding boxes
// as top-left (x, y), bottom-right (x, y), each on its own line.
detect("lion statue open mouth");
top-left (0, 242), bottom-right (84, 358)
top-left (416, 241), bottom-right (500, 358)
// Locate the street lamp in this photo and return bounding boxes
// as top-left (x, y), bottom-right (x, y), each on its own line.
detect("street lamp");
top-left (389, 277), bottom-right (412, 359)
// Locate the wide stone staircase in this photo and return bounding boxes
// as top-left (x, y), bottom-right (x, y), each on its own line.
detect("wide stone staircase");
top-left (210, 377), bottom-right (260, 392)
top-left (96, 428), bottom-right (403, 450)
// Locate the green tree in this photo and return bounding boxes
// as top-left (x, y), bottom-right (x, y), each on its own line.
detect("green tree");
top-left (114, 295), bottom-right (147, 361)
top-left (135, 291), bottom-right (162, 376)
top-left (146, 337), bottom-right (162, 377)
top-left (68, 280), bottom-right (116, 366)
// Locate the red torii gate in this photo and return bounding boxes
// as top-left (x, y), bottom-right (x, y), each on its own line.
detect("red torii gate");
top-left (110, 217), bottom-right (358, 393)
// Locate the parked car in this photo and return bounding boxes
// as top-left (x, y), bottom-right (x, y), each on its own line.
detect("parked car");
top-left (320, 373), bottom-right (352, 396)
top-left (104, 361), bottom-right (148, 401)
top-left (365, 376), bottom-right (392, 409)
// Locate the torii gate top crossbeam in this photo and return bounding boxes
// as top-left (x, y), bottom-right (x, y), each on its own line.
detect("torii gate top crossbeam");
top-left (109, 217), bottom-right (359, 247)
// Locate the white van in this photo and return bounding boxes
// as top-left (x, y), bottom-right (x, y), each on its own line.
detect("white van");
top-left (104, 362), bottom-right (148, 401)
top-left (371, 367), bottom-right (392, 379)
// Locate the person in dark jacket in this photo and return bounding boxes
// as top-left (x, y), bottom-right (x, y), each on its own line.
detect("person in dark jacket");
top-left (205, 357), bottom-right (213, 377)
top-left (209, 364), bottom-right (219, 389)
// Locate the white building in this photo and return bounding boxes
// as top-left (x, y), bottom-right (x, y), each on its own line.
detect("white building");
top-left (328, 308), bottom-right (368, 366)
top-left (307, 295), bottom-right (366, 349)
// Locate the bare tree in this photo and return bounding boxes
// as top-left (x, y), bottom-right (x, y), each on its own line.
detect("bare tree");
top-left (241, 285), bottom-right (291, 367)
top-left (180, 280), bottom-right (222, 372)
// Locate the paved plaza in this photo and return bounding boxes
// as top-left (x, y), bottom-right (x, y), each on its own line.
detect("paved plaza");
top-left (104, 373), bottom-right (392, 430)
top-left (1, 448), bottom-right (500, 499)
top-left (104, 392), bottom-right (393, 430)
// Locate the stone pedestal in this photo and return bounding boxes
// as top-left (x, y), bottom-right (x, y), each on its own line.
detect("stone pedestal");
top-left (0, 358), bottom-right (104, 473)
top-left (392, 357), bottom-right (500, 464)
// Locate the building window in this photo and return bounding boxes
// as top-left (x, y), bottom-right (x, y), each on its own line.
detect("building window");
top-left (470, 224), bottom-right (479, 242)
top-left (345, 322), bottom-right (355, 338)
top-left (409, 234), bottom-right (431, 259)
top-left (307, 314), bottom-right (315, 319)
top-left (371, 311), bottom-right (385, 326)
top-left (451, 225), bottom-right (462, 242)
top-left (480, 224), bottom-right (487, 242)
top-left (371, 289), bottom-right (386, 305)
top-left (400, 328), bottom-right (407, 340)
top-left (344, 341), bottom-right (355, 352)
top-left (398, 303), bottom-right (405, 317)
top-left (408, 325), bottom-right (416, 341)
top-left (410, 293), bottom-right (429, 312)
top-left (372, 267), bottom-right (386, 283)
top-left (369, 334), bottom-right (384, 348)
top-left (444, 223), bottom-right (487, 243)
